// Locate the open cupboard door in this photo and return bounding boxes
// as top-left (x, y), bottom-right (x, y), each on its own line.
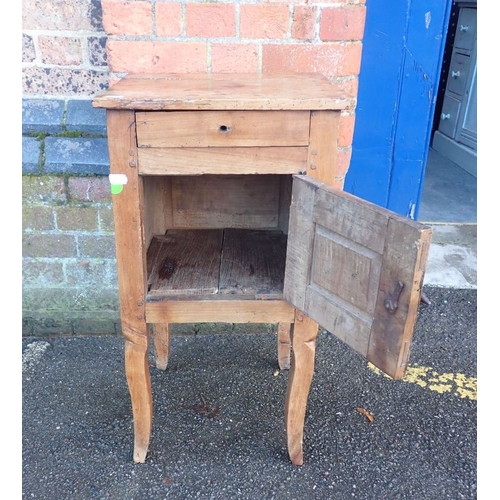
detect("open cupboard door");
top-left (283, 175), bottom-right (432, 380)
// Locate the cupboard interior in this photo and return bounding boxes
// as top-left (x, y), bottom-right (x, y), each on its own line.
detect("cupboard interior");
top-left (143, 174), bottom-right (293, 301)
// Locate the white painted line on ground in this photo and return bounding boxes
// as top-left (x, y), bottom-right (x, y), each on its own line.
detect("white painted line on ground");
top-left (22, 341), bottom-right (50, 372)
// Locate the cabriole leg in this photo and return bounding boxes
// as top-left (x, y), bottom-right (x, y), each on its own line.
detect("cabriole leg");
top-left (284, 312), bottom-right (319, 466)
top-left (123, 325), bottom-right (152, 463)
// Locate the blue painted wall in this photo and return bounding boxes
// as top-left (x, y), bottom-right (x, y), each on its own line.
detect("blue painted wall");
top-left (344, 0), bottom-right (452, 218)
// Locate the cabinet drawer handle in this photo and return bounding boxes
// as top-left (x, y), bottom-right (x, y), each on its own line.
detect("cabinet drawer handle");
top-left (219, 125), bottom-right (232, 133)
top-left (451, 70), bottom-right (461, 78)
top-left (441, 113), bottom-right (451, 120)
top-left (459, 24), bottom-right (469, 32)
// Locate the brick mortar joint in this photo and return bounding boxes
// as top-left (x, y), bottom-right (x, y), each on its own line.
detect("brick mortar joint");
top-left (23, 256), bottom-right (117, 261)
top-left (23, 62), bottom-right (109, 70)
top-left (23, 132), bottom-right (108, 138)
top-left (22, 232), bottom-right (116, 240)
top-left (22, 173), bottom-right (109, 178)
top-left (23, 30), bottom-right (107, 36)
top-left (105, 35), bottom-right (363, 44)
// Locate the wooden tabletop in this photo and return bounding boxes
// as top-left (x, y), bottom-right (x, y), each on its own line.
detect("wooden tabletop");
top-left (92, 73), bottom-right (355, 111)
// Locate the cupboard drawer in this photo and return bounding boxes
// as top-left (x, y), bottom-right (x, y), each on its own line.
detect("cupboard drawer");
top-left (136, 110), bottom-right (310, 148)
top-left (454, 8), bottom-right (476, 51)
top-left (438, 95), bottom-right (460, 139)
top-left (447, 52), bottom-right (470, 97)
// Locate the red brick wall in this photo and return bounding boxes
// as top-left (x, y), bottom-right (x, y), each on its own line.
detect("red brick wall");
top-left (102, 1), bottom-right (365, 85)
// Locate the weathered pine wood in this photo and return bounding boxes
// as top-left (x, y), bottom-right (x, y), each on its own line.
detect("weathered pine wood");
top-left (142, 176), bottom-right (173, 246)
top-left (153, 324), bottom-right (170, 371)
top-left (136, 110), bottom-right (310, 147)
top-left (303, 286), bottom-right (373, 356)
top-left (313, 185), bottom-right (388, 254)
top-left (92, 73), bottom-right (356, 111)
top-left (278, 175), bottom-right (293, 234)
top-left (146, 235), bottom-right (164, 287)
top-left (310, 226), bottom-right (381, 315)
top-left (282, 177), bottom-right (317, 312)
top-left (138, 147), bottom-right (308, 176)
top-left (124, 340), bottom-right (152, 463)
top-left (284, 312), bottom-right (319, 466)
top-left (277, 323), bottom-right (292, 370)
top-left (307, 111), bottom-right (340, 185)
top-left (367, 216), bottom-right (432, 379)
top-left (148, 230), bottom-right (223, 296)
top-left (284, 175), bottom-right (432, 380)
top-left (145, 299), bottom-right (295, 324)
top-left (278, 111), bottom-right (340, 377)
top-left (147, 229), bottom-right (288, 300)
top-left (106, 110), bottom-right (151, 463)
top-left (107, 110), bottom-right (148, 330)
top-left (171, 175), bottom-right (280, 229)
top-left (219, 229), bottom-right (287, 298)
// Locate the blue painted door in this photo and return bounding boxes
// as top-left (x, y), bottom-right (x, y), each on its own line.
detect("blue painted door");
top-left (344, 0), bottom-right (452, 219)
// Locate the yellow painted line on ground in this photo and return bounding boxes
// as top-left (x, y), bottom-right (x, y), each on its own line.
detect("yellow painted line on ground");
top-left (367, 363), bottom-right (477, 401)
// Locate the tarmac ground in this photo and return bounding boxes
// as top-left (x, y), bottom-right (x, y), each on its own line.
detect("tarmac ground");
top-left (22, 286), bottom-right (477, 500)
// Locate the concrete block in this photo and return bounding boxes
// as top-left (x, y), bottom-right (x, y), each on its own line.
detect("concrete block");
top-left (22, 99), bottom-right (64, 134)
top-left (45, 137), bottom-right (110, 174)
top-left (32, 317), bottom-right (74, 336)
top-left (73, 319), bottom-right (118, 335)
top-left (66, 99), bottom-right (107, 134)
top-left (22, 136), bottom-right (41, 173)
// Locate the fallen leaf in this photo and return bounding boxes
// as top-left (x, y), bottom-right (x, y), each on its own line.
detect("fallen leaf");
top-left (356, 407), bottom-right (375, 422)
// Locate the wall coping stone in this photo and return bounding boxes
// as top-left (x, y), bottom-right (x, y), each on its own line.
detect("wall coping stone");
top-left (22, 98), bottom-right (111, 176)
top-left (66, 100), bottom-right (107, 135)
top-left (22, 137), bottom-right (41, 173)
top-left (22, 99), bottom-right (65, 135)
top-left (44, 137), bottom-right (110, 175)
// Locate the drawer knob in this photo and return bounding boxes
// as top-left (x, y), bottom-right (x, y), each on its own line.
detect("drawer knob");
top-left (441, 113), bottom-right (451, 120)
top-left (451, 70), bottom-right (461, 78)
top-left (219, 125), bottom-right (232, 133)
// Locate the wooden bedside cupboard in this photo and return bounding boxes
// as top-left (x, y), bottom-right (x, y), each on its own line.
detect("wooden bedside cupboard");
top-left (92, 73), bottom-right (432, 466)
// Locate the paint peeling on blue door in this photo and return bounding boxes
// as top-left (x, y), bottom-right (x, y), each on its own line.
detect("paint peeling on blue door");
top-left (344, 0), bottom-right (452, 219)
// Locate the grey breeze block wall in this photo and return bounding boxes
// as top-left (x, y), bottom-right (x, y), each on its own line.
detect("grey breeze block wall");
top-left (22, 0), bottom-right (118, 336)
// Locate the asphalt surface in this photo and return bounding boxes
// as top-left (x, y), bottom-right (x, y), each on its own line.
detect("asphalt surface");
top-left (22, 287), bottom-right (477, 499)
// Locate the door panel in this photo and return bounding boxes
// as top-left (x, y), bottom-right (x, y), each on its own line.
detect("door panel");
top-left (310, 227), bottom-right (382, 314)
top-left (284, 175), bottom-right (432, 380)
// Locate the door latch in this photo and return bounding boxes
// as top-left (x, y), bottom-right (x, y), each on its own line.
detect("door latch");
top-left (384, 281), bottom-right (404, 313)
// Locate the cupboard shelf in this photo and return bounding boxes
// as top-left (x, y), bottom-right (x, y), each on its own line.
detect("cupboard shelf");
top-left (146, 228), bottom-right (288, 302)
